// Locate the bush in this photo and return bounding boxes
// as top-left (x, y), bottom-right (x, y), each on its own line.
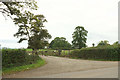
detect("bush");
top-left (70, 45), bottom-right (119, 61)
top-left (2, 49), bottom-right (40, 68)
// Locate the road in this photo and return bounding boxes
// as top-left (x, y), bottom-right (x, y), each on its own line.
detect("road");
top-left (3, 56), bottom-right (118, 78)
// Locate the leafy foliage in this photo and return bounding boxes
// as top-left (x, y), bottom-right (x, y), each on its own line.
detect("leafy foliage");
top-left (1, 1), bottom-right (51, 49)
top-left (0, 0), bottom-right (38, 18)
top-left (27, 15), bottom-right (51, 50)
top-left (72, 26), bottom-right (88, 49)
top-left (14, 13), bottom-right (51, 51)
top-left (113, 41), bottom-right (118, 46)
top-left (49, 37), bottom-right (71, 50)
top-left (2, 49), bottom-right (40, 68)
top-left (92, 43), bottom-right (95, 47)
top-left (70, 45), bottom-right (119, 61)
top-left (13, 11), bottom-right (34, 43)
top-left (97, 40), bottom-right (110, 46)
top-left (0, 1), bottom-right (38, 42)
top-left (28, 30), bottom-right (51, 49)
top-left (3, 59), bottom-right (45, 75)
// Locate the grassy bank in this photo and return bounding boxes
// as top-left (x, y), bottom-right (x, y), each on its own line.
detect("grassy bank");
top-left (2, 58), bottom-right (46, 75)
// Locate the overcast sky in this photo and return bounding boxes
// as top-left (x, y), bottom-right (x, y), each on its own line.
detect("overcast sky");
top-left (0, 0), bottom-right (119, 48)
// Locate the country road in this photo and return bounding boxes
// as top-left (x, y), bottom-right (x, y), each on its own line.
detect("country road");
top-left (3, 56), bottom-right (118, 78)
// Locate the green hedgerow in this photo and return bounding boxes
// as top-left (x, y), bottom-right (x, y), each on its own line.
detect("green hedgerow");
top-left (70, 45), bottom-right (119, 61)
top-left (2, 49), bottom-right (40, 68)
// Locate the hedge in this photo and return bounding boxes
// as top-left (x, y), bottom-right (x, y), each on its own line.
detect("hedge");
top-left (2, 49), bottom-right (40, 68)
top-left (70, 46), bottom-right (120, 61)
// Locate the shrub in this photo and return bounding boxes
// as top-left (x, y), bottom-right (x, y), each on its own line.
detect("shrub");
top-left (2, 49), bottom-right (40, 68)
top-left (70, 45), bottom-right (119, 61)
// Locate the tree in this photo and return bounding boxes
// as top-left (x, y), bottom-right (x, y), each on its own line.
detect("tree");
top-left (113, 41), bottom-right (118, 46)
top-left (28, 29), bottom-right (52, 50)
top-left (72, 26), bottom-right (88, 49)
top-left (92, 43), bottom-right (95, 47)
top-left (49, 37), bottom-right (71, 50)
top-left (13, 11), bottom-right (34, 43)
top-left (0, 1), bottom-right (39, 44)
top-left (0, 1), bottom-right (52, 53)
top-left (0, 1), bottom-right (38, 42)
top-left (13, 13), bottom-right (48, 42)
top-left (97, 40), bottom-right (110, 46)
top-left (0, 1), bottom-right (52, 54)
top-left (14, 14), bottom-right (51, 54)
top-left (28, 15), bottom-right (51, 54)
top-left (0, 1), bottom-right (37, 19)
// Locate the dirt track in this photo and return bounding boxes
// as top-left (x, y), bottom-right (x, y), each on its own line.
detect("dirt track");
top-left (3, 56), bottom-right (118, 78)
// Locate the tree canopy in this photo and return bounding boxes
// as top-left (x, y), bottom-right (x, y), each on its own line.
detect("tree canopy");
top-left (72, 26), bottom-right (88, 49)
top-left (0, 1), bottom-right (52, 52)
top-left (97, 40), bottom-right (110, 46)
top-left (113, 41), bottom-right (118, 46)
top-left (24, 14), bottom-right (51, 50)
top-left (0, 0), bottom-right (38, 43)
top-left (28, 29), bottom-right (52, 50)
top-left (49, 37), bottom-right (71, 50)
top-left (0, 0), bottom-right (37, 19)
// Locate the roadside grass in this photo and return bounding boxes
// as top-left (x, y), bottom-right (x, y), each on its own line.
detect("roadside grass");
top-left (2, 58), bottom-right (46, 75)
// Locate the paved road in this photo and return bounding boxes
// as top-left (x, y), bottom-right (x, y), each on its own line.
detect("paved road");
top-left (39, 67), bottom-right (118, 78)
top-left (3, 56), bottom-right (118, 78)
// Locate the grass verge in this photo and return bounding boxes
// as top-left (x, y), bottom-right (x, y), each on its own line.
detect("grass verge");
top-left (2, 58), bottom-right (46, 75)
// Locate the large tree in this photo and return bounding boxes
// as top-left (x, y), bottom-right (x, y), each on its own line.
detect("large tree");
top-left (13, 11), bottom-right (34, 43)
top-left (28, 29), bottom-right (52, 50)
top-left (0, 0), bottom-right (38, 43)
top-left (0, 1), bottom-right (52, 53)
top-left (14, 14), bottom-right (48, 42)
top-left (14, 14), bottom-right (51, 54)
top-left (72, 26), bottom-right (88, 49)
top-left (49, 37), bottom-right (71, 50)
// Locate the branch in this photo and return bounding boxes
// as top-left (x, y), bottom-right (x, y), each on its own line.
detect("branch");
top-left (2, 2), bottom-right (13, 15)
top-left (3, 9), bottom-right (10, 13)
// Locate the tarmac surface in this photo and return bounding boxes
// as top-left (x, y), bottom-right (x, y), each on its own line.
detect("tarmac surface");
top-left (3, 56), bottom-right (118, 78)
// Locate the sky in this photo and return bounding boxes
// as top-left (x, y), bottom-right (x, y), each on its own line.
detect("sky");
top-left (0, 0), bottom-right (119, 48)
